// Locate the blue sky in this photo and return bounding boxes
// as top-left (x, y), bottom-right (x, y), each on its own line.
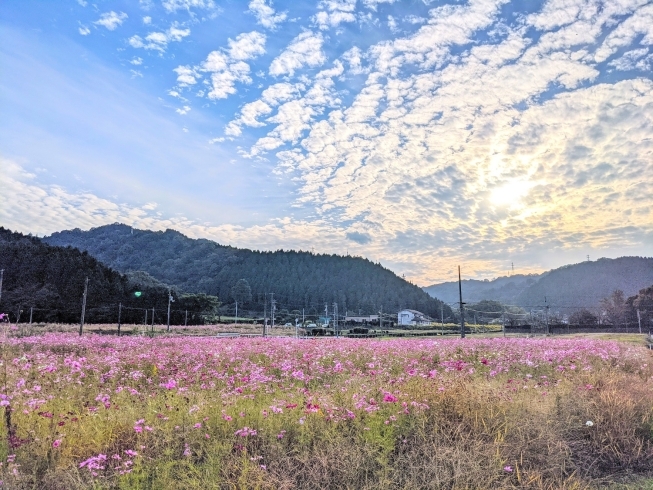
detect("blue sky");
top-left (1, 0), bottom-right (652, 285)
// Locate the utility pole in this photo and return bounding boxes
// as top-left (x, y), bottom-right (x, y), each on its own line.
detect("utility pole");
top-left (325, 304), bottom-right (329, 332)
top-left (0, 269), bottom-right (4, 306)
top-left (544, 296), bottom-right (549, 335)
top-left (29, 307), bottom-right (33, 326)
top-left (458, 266), bottom-right (465, 339)
top-left (118, 302), bottom-right (122, 336)
top-left (185, 310), bottom-right (188, 327)
top-left (379, 306), bottom-right (383, 330)
top-left (263, 293), bottom-right (268, 337)
top-left (144, 308), bottom-right (148, 326)
top-left (79, 277), bottom-right (88, 336)
top-left (151, 307), bottom-right (155, 333)
top-left (235, 301), bottom-right (238, 326)
top-left (502, 310), bottom-right (506, 337)
top-left (637, 309), bottom-right (642, 334)
top-left (167, 289), bottom-right (174, 332)
top-left (270, 293), bottom-right (276, 329)
top-left (333, 302), bottom-right (338, 337)
top-left (302, 308), bottom-right (305, 325)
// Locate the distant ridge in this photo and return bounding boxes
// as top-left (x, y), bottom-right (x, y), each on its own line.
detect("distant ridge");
top-left (423, 257), bottom-right (653, 308)
top-left (43, 223), bottom-right (452, 318)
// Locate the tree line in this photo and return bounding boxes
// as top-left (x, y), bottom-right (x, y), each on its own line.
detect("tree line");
top-left (42, 224), bottom-right (453, 319)
top-left (0, 228), bottom-right (220, 324)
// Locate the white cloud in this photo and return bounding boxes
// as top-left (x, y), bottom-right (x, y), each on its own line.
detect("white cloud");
top-left (362, 0), bottom-right (397, 9)
top-left (594, 4), bottom-right (653, 62)
top-left (162, 0), bottom-right (216, 13)
top-left (129, 24), bottom-right (191, 52)
top-left (77, 0), bottom-right (87, 6)
top-left (94, 11), bottom-right (128, 31)
top-left (143, 16), bottom-right (152, 25)
top-left (172, 31), bottom-right (267, 101)
top-left (403, 15), bottom-right (426, 24)
top-left (130, 57), bottom-right (144, 65)
top-left (201, 56), bottom-right (252, 100)
top-left (176, 105), bottom-right (191, 115)
top-left (0, 157), bottom-right (343, 259)
top-left (248, 0), bottom-right (287, 29)
top-left (205, 61), bottom-right (252, 99)
top-left (342, 46), bottom-right (367, 74)
top-left (313, 0), bottom-right (357, 30)
top-left (227, 31), bottom-right (266, 61)
top-left (387, 15), bottom-right (398, 32)
top-left (239, 100), bottom-right (273, 127)
top-left (130, 69), bottom-right (143, 78)
top-left (261, 82), bottom-right (303, 105)
top-left (269, 31), bottom-right (327, 77)
top-left (225, 83), bottom-right (304, 138)
top-left (78, 25), bottom-right (91, 36)
top-left (608, 48), bottom-right (650, 70)
top-left (173, 65), bottom-right (198, 86)
top-left (224, 0), bottom-right (653, 281)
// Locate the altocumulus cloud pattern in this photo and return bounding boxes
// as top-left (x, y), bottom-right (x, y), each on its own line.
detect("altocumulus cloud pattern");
top-left (1, 0), bottom-right (652, 284)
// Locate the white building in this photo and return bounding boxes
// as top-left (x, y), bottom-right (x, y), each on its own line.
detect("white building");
top-left (397, 309), bottom-right (432, 326)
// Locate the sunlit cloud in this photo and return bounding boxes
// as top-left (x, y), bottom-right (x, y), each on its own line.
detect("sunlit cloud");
top-left (4, 0), bottom-right (653, 285)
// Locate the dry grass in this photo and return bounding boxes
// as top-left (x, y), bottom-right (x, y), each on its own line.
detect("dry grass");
top-left (0, 334), bottom-right (652, 489)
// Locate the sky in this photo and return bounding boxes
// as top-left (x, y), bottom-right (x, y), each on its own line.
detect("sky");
top-left (1, 0), bottom-right (652, 286)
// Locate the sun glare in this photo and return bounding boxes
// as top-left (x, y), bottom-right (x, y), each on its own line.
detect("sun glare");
top-left (489, 180), bottom-right (533, 208)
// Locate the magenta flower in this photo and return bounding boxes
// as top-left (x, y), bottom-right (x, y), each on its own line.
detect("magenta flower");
top-left (52, 439), bottom-right (61, 448)
top-left (383, 393), bottom-right (397, 403)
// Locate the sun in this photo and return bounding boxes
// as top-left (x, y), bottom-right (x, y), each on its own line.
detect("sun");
top-left (489, 180), bottom-right (534, 209)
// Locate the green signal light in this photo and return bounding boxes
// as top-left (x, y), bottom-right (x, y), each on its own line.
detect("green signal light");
top-left (134, 291), bottom-right (142, 297)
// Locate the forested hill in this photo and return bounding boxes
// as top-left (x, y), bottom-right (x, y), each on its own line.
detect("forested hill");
top-left (0, 228), bottom-right (219, 324)
top-left (423, 257), bottom-right (653, 308)
top-left (43, 224), bottom-right (452, 318)
top-left (0, 227), bottom-right (130, 323)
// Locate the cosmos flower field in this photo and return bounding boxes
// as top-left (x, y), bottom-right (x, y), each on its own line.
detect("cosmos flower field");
top-left (1, 333), bottom-right (652, 489)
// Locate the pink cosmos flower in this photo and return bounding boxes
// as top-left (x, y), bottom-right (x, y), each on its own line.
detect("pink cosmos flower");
top-left (383, 393), bottom-right (397, 403)
top-left (52, 439), bottom-right (61, 448)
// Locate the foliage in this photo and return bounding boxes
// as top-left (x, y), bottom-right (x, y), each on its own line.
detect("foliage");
top-left (231, 279), bottom-right (252, 306)
top-left (568, 309), bottom-right (599, 326)
top-left (42, 224), bottom-right (452, 318)
top-left (0, 228), bottom-right (219, 325)
top-left (600, 290), bottom-right (627, 326)
top-left (626, 285), bottom-right (653, 330)
top-left (0, 333), bottom-right (652, 489)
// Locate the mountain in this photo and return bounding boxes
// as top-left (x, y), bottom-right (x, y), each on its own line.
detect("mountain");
top-left (423, 273), bottom-right (544, 305)
top-left (0, 227), bottom-right (218, 325)
top-left (424, 257), bottom-right (653, 309)
top-left (0, 227), bottom-right (133, 323)
top-left (42, 224), bottom-right (452, 319)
